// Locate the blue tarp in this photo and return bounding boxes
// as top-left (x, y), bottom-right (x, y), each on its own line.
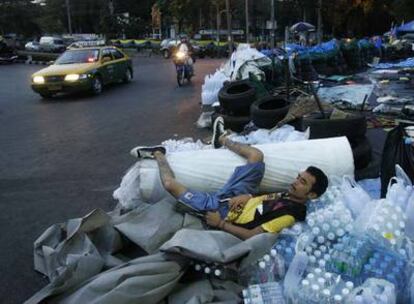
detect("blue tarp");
top-left (372, 57), bottom-right (414, 69)
top-left (397, 20), bottom-right (414, 33)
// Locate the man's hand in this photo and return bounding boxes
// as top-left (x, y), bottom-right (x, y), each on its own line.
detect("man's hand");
top-left (205, 211), bottom-right (222, 228)
top-left (228, 194), bottom-right (252, 212)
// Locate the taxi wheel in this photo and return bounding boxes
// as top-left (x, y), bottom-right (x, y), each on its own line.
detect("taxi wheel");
top-left (91, 77), bottom-right (103, 95)
top-left (40, 92), bottom-right (53, 99)
top-left (123, 69), bottom-right (132, 83)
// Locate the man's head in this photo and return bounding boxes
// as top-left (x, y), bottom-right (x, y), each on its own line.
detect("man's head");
top-left (288, 166), bottom-right (328, 202)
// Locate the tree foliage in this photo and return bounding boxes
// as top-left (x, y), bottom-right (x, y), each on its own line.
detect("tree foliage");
top-left (0, 0), bottom-right (413, 38)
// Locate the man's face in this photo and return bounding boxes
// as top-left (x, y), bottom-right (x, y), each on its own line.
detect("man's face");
top-left (288, 171), bottom-right (317, 200)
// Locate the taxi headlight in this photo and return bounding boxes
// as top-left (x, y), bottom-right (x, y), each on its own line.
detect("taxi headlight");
top-left (64, 74), bottom-right (80, 82)
top-left (33, 76), bottom-right (45, 84)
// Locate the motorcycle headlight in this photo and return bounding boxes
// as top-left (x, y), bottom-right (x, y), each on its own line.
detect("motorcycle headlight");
top-left (33, 76), bottom-right (45, 84)
top-left (176, 51), bottom-right (185, 59)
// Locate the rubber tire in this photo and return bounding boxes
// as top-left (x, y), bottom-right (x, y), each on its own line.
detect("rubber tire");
top-left (350, 137), bottom-right (372, 170)
top-left (40, 92), bottom-right (53, 99)
top-left (211, 113), bottom-right (250, 133)
top-left (123, 68), bottom-right (133, 83)
top-left (218, 80), bottom-right (256, 115)
top-left (299, 112), bottom-right (366, 140)
top-left (91, 76), bottom-right (103, 95)
top-left (250, 95), bottom-right (290, 129)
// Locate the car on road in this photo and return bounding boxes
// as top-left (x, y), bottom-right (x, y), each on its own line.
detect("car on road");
top-left (160, 38), bottom-right (205, 59)
top-left (39, 36), bottom-right (66, 53)
top-left (25, 41), bottom-right (41, 51)
top-left (31, 46), bottom-right (133, 98)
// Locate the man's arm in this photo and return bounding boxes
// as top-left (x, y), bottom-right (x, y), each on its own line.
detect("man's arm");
top-left (220, 221), bottom-right (264, 240)
top-left (205, 211), bottom-right (264, 240)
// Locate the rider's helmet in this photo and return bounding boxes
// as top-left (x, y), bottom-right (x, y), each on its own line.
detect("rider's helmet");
top-left (180, 35), bottom-right (188, 44)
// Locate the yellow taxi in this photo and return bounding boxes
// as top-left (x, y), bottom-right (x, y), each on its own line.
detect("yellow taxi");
top-left (31, 46), bottom-right (133, 98)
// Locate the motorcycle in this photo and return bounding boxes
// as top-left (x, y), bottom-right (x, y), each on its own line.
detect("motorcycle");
top-left (173, 51), bottom-right (193, 86)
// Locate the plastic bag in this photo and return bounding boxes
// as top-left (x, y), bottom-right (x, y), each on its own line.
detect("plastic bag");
top-left (346, 278), bottom-right (396, 304)
top-left (340, 175), bottom-right (372, 218)
top-left (380, 124), bottom-right (414, 198)
top-left (386, 165), bottom-right (413, 211)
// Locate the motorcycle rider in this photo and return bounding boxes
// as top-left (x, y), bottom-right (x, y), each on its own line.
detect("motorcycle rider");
top-left (176, 35), bottom-right (194, 75)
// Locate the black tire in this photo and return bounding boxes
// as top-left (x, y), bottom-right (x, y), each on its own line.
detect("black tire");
top-left (91, 76), bottom-right (103, 95)
top-left (177, 69), bottom-right (185, 87)
top-left (40, 92), bottom-right (53, 99)
top-left (123, 68), bottom-right (133, 83)
top-left (299, 111), bottom-right (366, 140)
top-left (218, 80), bottom-right (256, 115)
top-left (250, 95), bottom-right (290, 129)
top-left (211, 113), bottom-right (250, 133)
top-left (350, 137), bottom-right (372, 170)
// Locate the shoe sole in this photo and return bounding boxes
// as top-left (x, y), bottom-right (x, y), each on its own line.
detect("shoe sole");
top-left (130, 146), bottom-right (166, 158)
top-left (212, 117), bottom-right (224, 149)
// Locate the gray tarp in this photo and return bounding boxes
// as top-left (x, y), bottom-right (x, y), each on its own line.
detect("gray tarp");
top-left (168, 279), bottom-right (243, 304)
top-left (26, 199), bottom-right (278, 303)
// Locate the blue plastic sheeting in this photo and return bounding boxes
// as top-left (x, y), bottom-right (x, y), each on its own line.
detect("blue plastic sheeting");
top-left (372, 57), bottom-right (414, 69)
top-left (318, 84), bottom-right (375, 105)
top-left (397, 20), bottom-right (414, 33)
top-left (357, 178), bottom-right (381, 199)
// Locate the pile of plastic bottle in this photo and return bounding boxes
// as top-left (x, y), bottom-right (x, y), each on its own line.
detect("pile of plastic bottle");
top-left (241, 166), bottom-right (414, 304)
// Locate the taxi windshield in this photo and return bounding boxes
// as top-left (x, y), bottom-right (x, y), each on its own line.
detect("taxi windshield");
top-left (55, 49), bottom-right (99, 65)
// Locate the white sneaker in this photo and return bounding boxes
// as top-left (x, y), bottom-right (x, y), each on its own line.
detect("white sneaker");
top-left (212, 116), bottom-right (225, 149)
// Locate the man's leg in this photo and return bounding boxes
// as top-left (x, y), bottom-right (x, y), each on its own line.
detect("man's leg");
top-left (220, 134), bottom-right (264, 164)
top-left (153, 151), bottom-right (187, 198)
top-left (212, 116), bottom-right (263, 163)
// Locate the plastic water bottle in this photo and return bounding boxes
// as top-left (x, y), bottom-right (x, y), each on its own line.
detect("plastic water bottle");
top-left (283, 252), bottom-right (309, 300)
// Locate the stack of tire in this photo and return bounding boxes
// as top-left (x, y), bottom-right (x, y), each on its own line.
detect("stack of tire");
top-left (250, 95), bottom-right (290, 129)
top-left (213, 80), bottom-right (257, 132)
top-left (295, 111), bottom-right (371, 170)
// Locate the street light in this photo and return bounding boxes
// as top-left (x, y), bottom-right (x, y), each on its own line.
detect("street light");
top-left (245, 0), bottom-right (249, 43)
top-left (65, 0), bottom-right (72, 34)
top-left (225, 0), bottom-right (233, 56)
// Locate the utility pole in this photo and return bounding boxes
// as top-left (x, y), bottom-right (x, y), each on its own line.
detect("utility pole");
top-left (225, 0), bottom-right (233, 55)
top-left (245, 0), bottom-right (249, 43)
top-left (270, 0), bottom-right (275, 48)
top-left (317, 0), bottom-right (323, 44)
top-left (65, 0), bottom-right (72, 35)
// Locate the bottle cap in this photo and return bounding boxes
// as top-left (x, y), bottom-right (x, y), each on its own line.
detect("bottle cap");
top-left (270, 249), bottom-right (277, 256)
top-left (195, 264), bottom-right (201, 271)
top-left (314, 268), bottom-right (322, 275)
top-left (318, 260), bottom-right (326, 268)
top-left (263, 254), bottom-right (270, 262)
top-left (314, 250), bottom-right (322, 257)
top-left (307, 273), bottom-right (315, 280)
top-left (327, 233), bottom-right (336, 240)
top-left (322, 289), bottom-right (331, 297)
top-left (204, 267), bottom-right (211, 274)
top-left (324, 272), bottom-right (332, 279)
top-left (318, 277), bottom-right (326, 286)
top-left (259, 261), bottom-right (266, 269)
top-left (317, 236), bottom-right (325, 244)
top-left (309, 255), bottom-right (317, 263)
top-left (345, 281), bottom-right (354, 289)
top-left (336, 228), bottom-right (345, 237)
top-left (324, 254), bottom-right (331, 261)
top-left (312, 227), bottom-right (321, 235)
top-left (301, 279), bottom-right (310, 287)
top-left (306, 246), bottom-right (313, 254)
top-left (342, 288), bottom-right (350, 296)
top-left (311, 284), bottom-right (320, 292)
top-left (334, 294), bottom-right (343, 302)
top-left (214, 269), bottom-right (222, 276)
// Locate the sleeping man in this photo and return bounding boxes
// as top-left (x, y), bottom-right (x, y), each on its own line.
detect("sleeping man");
top-left (130, 117), bottom-right (328, 240)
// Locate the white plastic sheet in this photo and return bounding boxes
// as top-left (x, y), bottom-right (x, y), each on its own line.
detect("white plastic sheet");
top-left (114, 137), bottom-right (354, 208)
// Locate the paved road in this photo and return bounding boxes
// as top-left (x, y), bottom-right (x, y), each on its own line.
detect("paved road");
top-left (0, 56), bottom-right (223, 303)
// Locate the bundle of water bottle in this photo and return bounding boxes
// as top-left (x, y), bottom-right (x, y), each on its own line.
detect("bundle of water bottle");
top-left (240, 165), bottom-right (414, 303)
